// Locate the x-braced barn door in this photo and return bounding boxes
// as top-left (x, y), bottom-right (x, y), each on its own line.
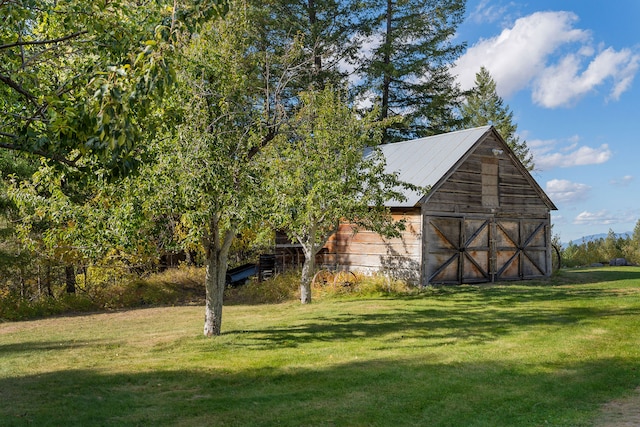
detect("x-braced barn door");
top-left (494, 219), bottom-right (548, 280)
top-left (425, 217), bottom-right (549, 284)
top-left (425, 217), bottom-right (491, 284)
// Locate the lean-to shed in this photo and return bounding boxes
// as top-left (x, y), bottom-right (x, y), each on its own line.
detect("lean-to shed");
top-left (322, 125), bottom-right (557, 285)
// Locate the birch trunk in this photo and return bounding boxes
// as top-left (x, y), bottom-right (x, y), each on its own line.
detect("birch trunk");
top-left (300, 244), bottom-right (316, 304)
top-left (202, 217), bottom-right (236, 337)
top-left (203, 250), bottom-right (228, 336)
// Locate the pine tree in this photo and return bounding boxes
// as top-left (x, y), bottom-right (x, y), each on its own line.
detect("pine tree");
top-left (630, 219), bottom-right (640, 264)
top-left (356, 0), bottom-right (467, 142)
top-left (249, 0), bottom-right (468, 142)
top-left (462, 66), bottom-right (534, 170)
top-left (252, 0), bottom-right (363, 91)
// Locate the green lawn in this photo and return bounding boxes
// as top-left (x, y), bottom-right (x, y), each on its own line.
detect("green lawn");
top-left (2, 267), bottom-right (640, 426)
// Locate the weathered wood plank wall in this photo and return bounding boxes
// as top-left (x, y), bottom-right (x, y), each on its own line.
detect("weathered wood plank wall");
top-left (425, 134), bottom-right (549, 215)
top-left (324, 209), bottom-right (422, 283)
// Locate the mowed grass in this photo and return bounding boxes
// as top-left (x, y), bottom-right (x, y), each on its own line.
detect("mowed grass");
top-left (2, 268), bottom-right (640, 426)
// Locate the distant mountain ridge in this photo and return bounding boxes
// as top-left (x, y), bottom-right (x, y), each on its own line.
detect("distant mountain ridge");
top-left (565, 231), bottom-right (632, 246)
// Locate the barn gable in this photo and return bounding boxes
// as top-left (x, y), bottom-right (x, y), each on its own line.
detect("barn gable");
top-left (378, 125), bottom-right (556, 212)
top-left (377, 126), bottom-right (492, 207)
top-left (420, 127), bottom-right (556, 214)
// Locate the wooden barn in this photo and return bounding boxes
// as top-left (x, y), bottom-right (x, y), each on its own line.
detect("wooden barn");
top-left (320, 125), bottom-right (557, 285)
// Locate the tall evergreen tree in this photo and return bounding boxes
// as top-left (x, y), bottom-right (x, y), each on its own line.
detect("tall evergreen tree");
top-left (251, 0), bottom-right (363, 91)
top-left (299, 0), bottom-right (365, 89)
top-left (462, 66), bottom-right (534, 170)
top-left (356, 0), bottom-right (467, 142)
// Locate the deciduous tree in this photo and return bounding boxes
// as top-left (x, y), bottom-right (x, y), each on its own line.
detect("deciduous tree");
top-left (0, 0), bottom-right (227, 176)
top-left (1, 0), bottom-right (229, 312)
top-left (601, 229), bottom-right (622, 262)
top-left (265, 87), bottom-right (416, 303)
top-left (0, 151), bottom-right (38, 296)
top-left (144, 2), bottom-right (304, 335)
top-left (629, 219), bottom-right (640, 264)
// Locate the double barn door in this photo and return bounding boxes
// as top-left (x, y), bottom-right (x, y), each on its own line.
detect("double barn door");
top-left (425, 216), bottom-right (549, 284)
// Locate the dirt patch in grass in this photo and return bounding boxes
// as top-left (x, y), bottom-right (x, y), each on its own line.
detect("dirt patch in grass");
top-left (594, 387), bottom-right (640, 427)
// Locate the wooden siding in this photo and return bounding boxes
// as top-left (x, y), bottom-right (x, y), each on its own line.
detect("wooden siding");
top-left (482, 157), bottom-right (499, 207)
top-left (422, 216), bottom-right (492, 284)
top-left (425, 133), bottom-right (549, 215)
top-left (324, 209), bottom-right (422, 283)
top-left (494, 216), bottom-right (552, 280)
top-left (421, 132), bottom-right (553, 284)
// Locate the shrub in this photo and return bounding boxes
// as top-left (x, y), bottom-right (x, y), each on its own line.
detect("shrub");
top-left (312, 271), bottom-right (413, 299)
top-left (0, 265), bottom-right (207, 321)
top-left (103, 265), bottom-right (206, 308)
top-left (0, 291), bottom-right (98, 321)
top-left (0, 265), bottom-right (416, 321)
top-left (225, 271), bottom-right (300, 305)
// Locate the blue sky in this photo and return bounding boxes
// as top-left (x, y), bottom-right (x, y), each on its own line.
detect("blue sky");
top-left (453, 0), bottom-right (640, 243)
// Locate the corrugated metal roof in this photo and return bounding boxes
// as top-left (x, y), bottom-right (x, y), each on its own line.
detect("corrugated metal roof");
top-left (379, 126), bottom-right (492, 207)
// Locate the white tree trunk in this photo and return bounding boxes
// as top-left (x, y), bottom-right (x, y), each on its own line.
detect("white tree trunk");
top-left (202, 218), bottom-right (236, 337)
top-left (300, 247), bottom-right (316, 304)
top-left (203, 250), bottom-right (228, 336)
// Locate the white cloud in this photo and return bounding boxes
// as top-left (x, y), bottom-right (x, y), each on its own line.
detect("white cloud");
top-left (468, 0), bottom-right (512, 24)
top-left (545, 179), bottom-right (591, 203)
top-left (567, 134), bottom-right (581, 144)
top-left (550, 212), bottom-right (566, 224)
top-left (573, 209), bottom-right (639, 226)
top-left (454, 11), bottom-right (640, 107)
top-left (610, 175), bottom-right (634, 186)
top-left (527, 138), bottom-right (557, 156)
top-left (530, 138), bottom-right (612, 170)
top-left (533, 47), bottom-right (640, 107)
top-left (573, 210), bottom-right (618, 225)
top-left (455, 11), bottom-right (587, 97)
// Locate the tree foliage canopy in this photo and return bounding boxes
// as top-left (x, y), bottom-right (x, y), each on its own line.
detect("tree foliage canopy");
top-left (3, 0), bottom-right (531, 336)
top-left (137, 1), bottom-right (306, 335)
top-left (0, 0), bottom-right (227, 176)
top-left (561, 224), bottom-right (640, 267)
top-left (265, 87), bottom-right (418, 303)
top-left (252, 0), bottom-right (362, 90)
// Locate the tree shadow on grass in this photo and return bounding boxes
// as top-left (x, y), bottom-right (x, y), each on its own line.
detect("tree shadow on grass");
top-left (227, 282), bottom-right (640, 350)
top-left (1, 356), bottom-right (639, 426)
top-left (233, 304), bottom-right (640, 350)
top-left (431, 281), bottom-right (635, 306)
top-left (3, 269), bottom-right (640, 425)
top-left (0, 339), bottom-right (99, 356)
